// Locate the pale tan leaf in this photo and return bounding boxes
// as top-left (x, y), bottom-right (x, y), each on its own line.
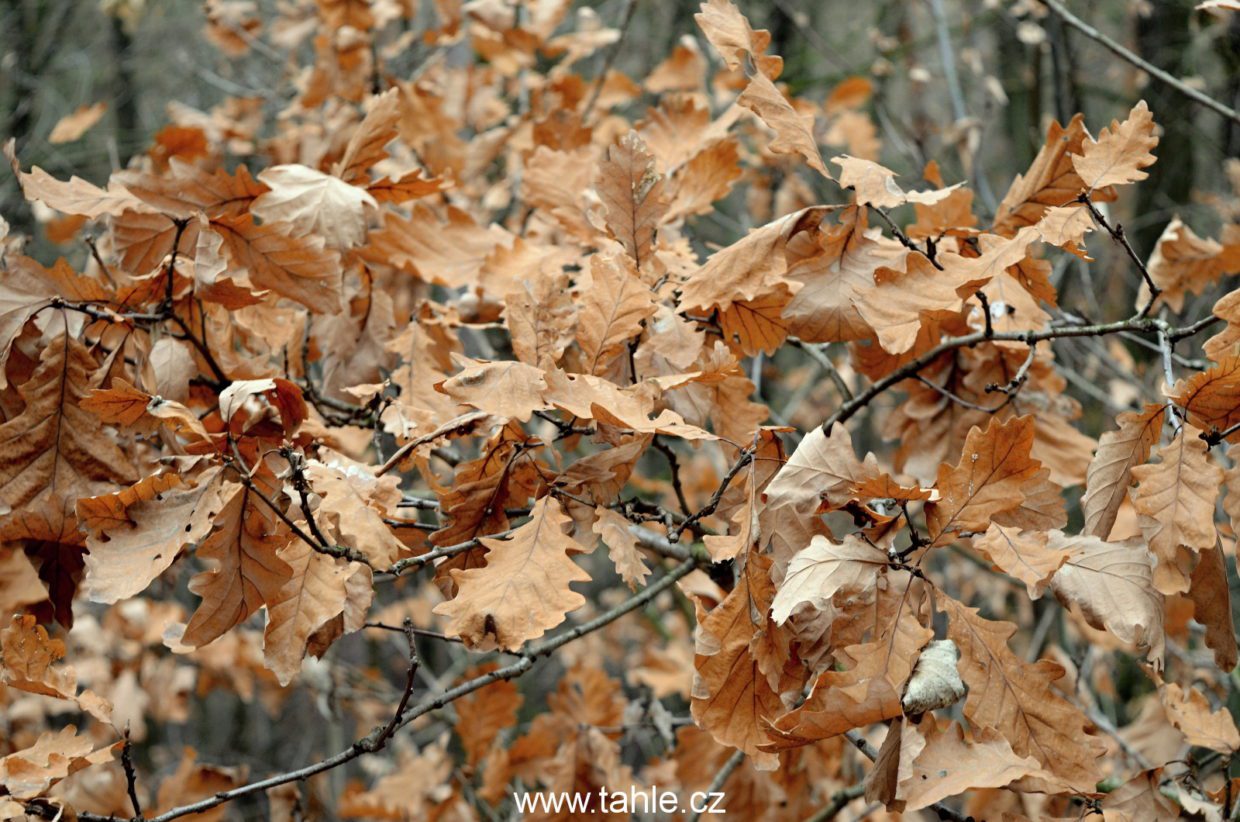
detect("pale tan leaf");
top-left (591, 507), bottom-right (651, 590)
top-left (994, 114), bottom-right (1108, 234)
top-left (1187, 541), bottom-right (1238, 671)
top-left (577, 253), bottom-right (656, 375)
top-left (48, 103), bottom-right (108, 145)
top-left (435, 356), bottom-right (550, 422)
top-left (79, 468), bottom-right (227, 603)
top-left (833, 155), bottom-right (961, 209)
top-left (1161, 684), bottom-right (1240, 753)
top-left (433, 497), bottom-right (590, 652)
top-left (1130, 426), bottom-right (1221, 594)
top-left (1082, 404), bottom-right (1166, 539)
top-left (1049, 532), bottom-right (1165, 669)
top-left (973, 524), bottom-right (1072, 599)
top-left (1071, 100), bottom-right (1158, 190)
top-left (738, 72), bottom-right (830, 179)
top-left (770, 534), bottom-right (886, 624)
top-left (693, 0), bottom-right (782, 79)
top-left (251, 164), bottom-right (378, 248)
top-left (1145, 217), bottom-right (1232, 313)
top-left (0, 726), bottom-right (116, 800)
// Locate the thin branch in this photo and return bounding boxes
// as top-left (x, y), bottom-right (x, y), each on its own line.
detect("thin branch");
top-left (821, 313), bottom-right (1213, 433)
top-left (376, 411), bottom-right (489, 477)
top-left (686, 750), bottom-right (745, 822)
top-left (1077, 193), bottom-right (1160, 317)
top-left (653, 437), bottom-right (693, 517)
top-left (804, 782), bottom-right (866, 822)
top-left (673, 445), bottom-right (755, 543)
top-left (86, 559), bottom-right (696, 822)
top-left (356, 619), bottom-right (420, 753)
top-left (121, 728), bottom-right (143, 820)
top-left (1040, 0), bottom-right (1240, 126)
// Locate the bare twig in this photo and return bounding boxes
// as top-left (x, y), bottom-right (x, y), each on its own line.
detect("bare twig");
top-left (1077, 193), bottom-right (1160, 317)
top-left (686, 749), bottom-right (745, 822)
top-left (581, 0), bottom-right (638, 121)
top-left (121, 728), bottom-right (143, 820)
top-left (376, 412), bottom-right (490, 476)
top-left (1039, 0), bottom-right (1240, 126)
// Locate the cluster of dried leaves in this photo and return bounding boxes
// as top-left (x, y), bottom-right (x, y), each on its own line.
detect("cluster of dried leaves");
top-left (2, 0), bottom-right (1240, 819)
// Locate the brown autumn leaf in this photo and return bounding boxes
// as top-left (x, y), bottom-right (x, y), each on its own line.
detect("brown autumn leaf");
top-left (454, 664), bottom-right (523, 769)
top-left (0, 335), bottom-right (136, 545)
top-left (433, 496), bottom-right (590, 652)
top-left (993, 114), bottom-right (1111, 234)
top-left (738, 72), bottom-right (831, 179)
top-left (263, 538), bottom-right (366, 685)
top-left (576, 253), bottom-right (656, 375)
top-left (925, 415), bottom-right (1065, 545)
top-left (769, 534), bottom-right (887, 624)
top-left (591, 507), bottom-right (651, 591)
top-left (48, 103), bottom-right (108, 145)
top-left (182, 476), bottom-right (293, 648)
top-left (0, 726), bottom-right (117, 800)
top-left (1130, 426), bottom-right (1221, 595)
top-left (1071, 100), bottom-right (1158, 191)
top-left (694, 0), bottom-right (782, 79)
top-left (882, 715), bottom-right (1042, 813)
top-left (251, 164), bottom-right (378, 248)
top-left (1144, 217), bottom-right (1235, 313)
top-left (1187, 541), bottom-right (1238, 671)
top-left (692, 548), bottom-right (783, 770)
top-left (79, 468), bottom-right (228, 603)
top-left (595, 132), bottom-right (669, 272)
top-left (943, 597), bottom-right (1106, 793)
top-left (973, 524), bottom-right (1072, 599)
top-left (1160, 683), bottom-right (1240, 754)
top-left (6, 140), bottom-right (142, 218)
top-left (1048, 532), bottom-right (1165, 669)
top-left (1082, 404), bottom-right (1166, 540)
top-left (435, 356), bottom-right (550, 422)
top-left (211, 214), bottom-right (344, 312)
top-left (1171, 357), bottom-right (1240, 439)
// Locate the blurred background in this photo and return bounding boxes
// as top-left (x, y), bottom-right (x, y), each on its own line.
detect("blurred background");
top-left (3, 0), bottom-right (1238, 258)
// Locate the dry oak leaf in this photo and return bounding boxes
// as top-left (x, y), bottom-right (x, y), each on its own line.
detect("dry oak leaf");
top-left (677, 205), bottom-right (831, 312)
top-left (0, 726), bottom-right (117, 800)
top-left (301, 459), bottom-right (404, 568)
top-left (1187, 541), bottom-right (1238, 671)
top-left (5, 139), bottom-right (142, 219)
top-left (114, 159), bottom-right (267, 220)
top-left (763, 423), bottom-right (879, 514)
top-left (211, 214), bottom-right (343, 312)
top-left (832, 155), bottom-right (962, 209)
top-left (182, 477), bottom-right (293, 648)
top-left (764, 606), bottom-right (933, 750)
top-left (433, 496), bottom-right (590, 653)
top-left (973, 523), bottom-right (1073, 599)
top-left (694, 0), bottom-right (782, 79)
top-left (664, 137), bottom-right (743, 222)
top-left (0, 614), bottom-right (112, 722)
top-left (1171, 357), bottom-right (1240, 439)
top-left (591, 506), bottom-right (651, 591)
top-left (993, 114), bottom-right (1114, 234)
top-left (770, 534), bottom-right (887, 624)
top-left (251, 164), bottom-right (378, 248)
top-left (1205, 288), bottom-right (1240, 361)
top-left (595, 132), bottom-right (669, 272)
top-left (738, 72), bottom-right (831, 179)
top-left (454, 664), bottom-right (523, 769)
top-left (0, 335), bottom-right (136, 545)
top-left (331, 86), bottom-right (401, 184)
top-left (79, 468), bottom-right (228, 603)
top-left (542, 370), bottom-right (716, 440)
top-left (1071, 100), bottom-right (1158, 191)
top-left (263, 537), bottom-right (367, 685)
top-left (48, 102), bottom-right (108, 144)
top-left (691, 548), bottom-right (783, 770)
top-left (1145, 217), bottom-right (1234, 313)
top-left (360, 203), bottom-right (511, 289)
top-left (1161, 683), bottom-right (1240, 753)
top-left (886, 716), bottom-right (1042, 813)
top-left (925, 415), bottom-right (1065, 545)
top-left (577, 252), bottom-right (657, 375)
top-left (435, 356), bottom-right (550, 422)
top-left (943, 597), bottom-right (1105, 793)
top-left (503, 269), bottom-right (577, 369)
top-left (0, 261), bottom-right (58, 389)
top-left (1100, 768), bottom-right (1181, 821)
top-left (1082, 404), bottom-right (1166, 540)
top-left (0, 546), bottom-right (48, 615)
top-left (1049, 532), bottom-right (1165, 670)
top-left (1130, 426), bottom-right (1221, 595)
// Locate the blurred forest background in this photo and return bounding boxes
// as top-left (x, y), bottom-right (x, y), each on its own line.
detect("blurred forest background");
top-left (4, 0), bottom-right (1239, 262)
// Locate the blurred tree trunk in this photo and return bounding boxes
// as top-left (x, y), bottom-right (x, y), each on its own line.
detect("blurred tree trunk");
top-left (1135, 0), bottom-right (1196, 250)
